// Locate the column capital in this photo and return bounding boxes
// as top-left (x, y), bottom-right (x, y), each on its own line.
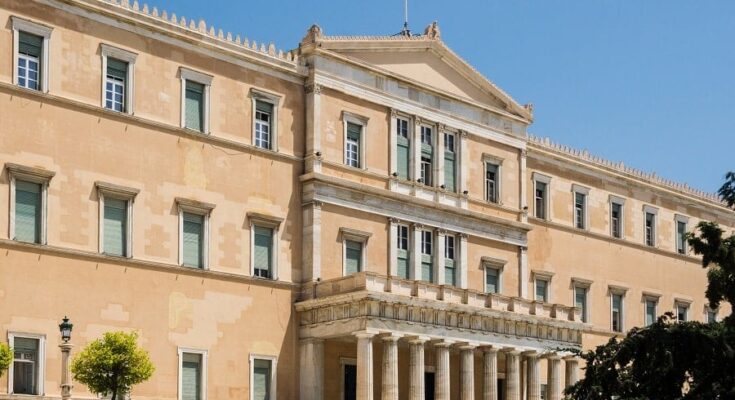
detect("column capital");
top-left (456, 342), bottom-right (480, 351)
top-left (544, 353), bottom-right (563, 361)
top-left (501, 348), bottom-right (522, 356)
top-left (562, 355), bottom-right (579, 362)
top-left (481, 346), bottom-right (500, 354)
top-left (432, 339), bottom-right (456, 348)
top-left (379, 332), bottom-right (403, 342)
top-left (522, 350), bottom-right (540, 359)
top-left (300, 337), bottom-right (325, 345)
top-left (353, 330), bottom-right (378, 339)
top-left (406, 335), bottom-right (431, 345)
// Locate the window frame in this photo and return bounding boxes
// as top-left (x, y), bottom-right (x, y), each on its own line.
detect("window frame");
top-left (609, 286), bottom-right (627, 333)
top-left (392, 112), bottom-right (412, 180)
top-left (532, 172), bottom-right (551, 220)
top-left (642, 293), bottom-right (660, 327)
top-left (6, 163), bottom-right (55, 245)
top-left (12, 16), bottom-right (53, 93)
top-left (532, 270), bottom-right (554, 303)
top-left (249, 354), bottom-right (277, 400)
top-left (572, 278), bottom-right (592, 323)
top-left (675, 214), bottom-right (689, 255)
top-left (643, 205), bottom-right (658, 247)
top-left (483, 154), bottom-right (503, 205)
top-left (705, 306), bottom-right (718, 323)
top-left (340, 227), bottom-right (371, 276)
top-left (177, 347), bottom-right (207, 400)
top-left (247, 212), bottom-right (283, 280)
top-left (179, 67), bottom-right (213, 134)
top-left (442, 131), bottom-right (457, 192)
top-left (100, 44), bottom-right (137, 114)
top-left (96, 181), bottom-right (139, 258)
top-left (675, 299), bottom-right (691, 322)
top-left (176, 198), bottom-right (215, 269)
top-left (339, 357), bottom-right (358, 400)
top-left (609, 195), bottom-right (626, 239)
top-left (250, 88), bottom-right (281, 151)
top-left (419, 124), bottom-right (435, 186)
top-left (342, 111), bottom-right (369, 170)
top-left (7, 332), bottom-right (46, 396)
top-left (482, 257), bottom-right (506, 295)
top-left (572, 184), bottom-right (590, 230)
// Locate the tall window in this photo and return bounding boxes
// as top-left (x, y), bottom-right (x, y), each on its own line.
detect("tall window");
top-left (611, 293), bottom-right (624, 332)
top-left (180, 68), bottom-right (212, 134)
top-left (251, 357), bottom-right (275, 400)
top-left (444, 235), bottom-right (456, 286)
top-left (103, 197), bottom-right (128, 256)
top-left (535, 278), bottom-right (548, 302)
top-left (645, 211), bottom-right (656, 247)
top-left (104, 58), bottom-right (128, 112)
top-left (676, 303), bottom-right (689, 322)
top-left (396, 117), bottom-right (411, 179)
top-left (574, 192), bottom-right (587, 229)
top-left (420, 126), bottom-right (433, 186)
top-left (707, 308), bottom-right (717, 323)
top-left (254, 100), bottom-right (274, 149)
top-left (345, 122), bottom-right (362, 168)
top-left (253, 226), bottom-right (274, 278)
top-left (421, 230), bottom-right (433, 282)
top-left (14, 180), bottom-right (42, 244)
top-left (17, 32), bottom-right (42, 91)
top-left (645, 298), bottom-right (657, 326)
top-left (180, 351), bottom-right (205, 400)
top-left (443, 133), bottom-right (456, 192)
top-left (485, 162), bottom-right (499, 203)
top-left (344, 240), bottom-right (363, 275)
top-left (12, 337), bottom-right (41, 395)
top-left (574, 286), bottom-right (588, 323)
top-left (485, 266), bottom-right (500, 294)
top-left (611, 202), bottom-right (623, 238)
top-left (676, 218), bottom-right (688, 255)
top-left (534, 181), bottom-right (548, 219)
top-left (182, 212), bottom-right (204, 268)
top-left (396, 225), bottom-right (410, 279)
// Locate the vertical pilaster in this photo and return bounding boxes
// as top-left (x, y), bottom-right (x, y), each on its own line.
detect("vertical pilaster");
top-left (413, 117), bottom-right (423, 183)
top-left (436, 229), bottom-right (446, 285)
top-left (459, 130), bottom-right (469, 196)
top-left (409, 337), bottom-right (427, 400)
top-left (518, 245), bottom-right (528, 299)
top-left (381, 334), bottom-right (401, 400)
top-left (305, 82), bottom-right (322, 173)
top-left (436, 124), bottom-right (445, 189)
top-left (302, 201), bottom-right (322, 282)
top-left (546, 355), bottom-right (562, 400)
top-left (460, 344), bottom-right (476, 400)
top-left (504, 349), bottom-right (521, 400)
top-left (564, 356), bottom-right (579, 388)
top-left (459, 233), bottom-right (468, 289)
top-left (525, 352), bottom-right (540, 400)
top-left (411, 224), bottom-right (423, 281)
top-left (434, 341), bottom-right (453, 400)
top-left (389, 109), bottom-right (398, 176)
top-left (355, 331), bottom-right (376, 400)
top-left (483, 348), bottom-right (498, 400)
top-left (389, 218), bottom-right (398, 277)
top-left (299, 339), bottom-right (324, 400)
top-left (519, 148), bottom-right (527, 222)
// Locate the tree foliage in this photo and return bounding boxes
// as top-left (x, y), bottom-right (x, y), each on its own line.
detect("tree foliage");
top-left (71, 331), bottom-right (154, 400)
top-left (0, 342), bottom-right (11, 377)
top-left (566, 172), bottom-right (735, 399)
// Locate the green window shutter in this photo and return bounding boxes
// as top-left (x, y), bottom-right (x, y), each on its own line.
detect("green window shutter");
top-left (256, 99), bottom-right (274, 114)
top-left (15, 181), bottom-right (41, 243)
top-left (181, 353), bottom-right (202, 400)
top-left (185, 81), bottom-right (204, 132)
top-left (252, 359), bottom-right (271, 400)
top-left (421, 259), bottom-right (433, 282)
top-left (253, 226), bottom-right (273, 278)
top-left (103, 198), bottom-right (127, 256)
top-left (347, 122), bottom-right (362, 139)
top-left (19, 32), bottom-right (43, 57)
top-left (444, 260), bottom-right (456, 286)
top-left (345, 240), bottom-right (362, 275)
top-left (396, 135), bottom-right (410, 179)
top-left (444, 151), bottom-right (456, 192)
top-left (397, 250), bottom-right (409, 279)
top-left (486, 268), bottom-right (499, 294)
top-left (106, 58), bottom-right (128, 80)
top-left (182, 213), bottom-right (203, 268)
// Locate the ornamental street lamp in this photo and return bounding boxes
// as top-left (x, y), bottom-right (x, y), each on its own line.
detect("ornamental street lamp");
top-left (58, 316), bottom-right (74, 399)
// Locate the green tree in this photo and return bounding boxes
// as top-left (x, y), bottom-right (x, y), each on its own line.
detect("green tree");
top-left (0, 343), bottom-right (11, 377)
top-left (566, 172), bottom-right (735, 399)
top-left (71, 331), bottom-right (154, 400)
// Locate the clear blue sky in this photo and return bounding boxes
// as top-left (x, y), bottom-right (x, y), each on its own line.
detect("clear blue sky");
top-left (150, 0), bottom-right (734, 193)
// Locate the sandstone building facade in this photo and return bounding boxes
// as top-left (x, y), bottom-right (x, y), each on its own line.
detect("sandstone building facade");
top-left (0, 1), bottom-right (732, 400)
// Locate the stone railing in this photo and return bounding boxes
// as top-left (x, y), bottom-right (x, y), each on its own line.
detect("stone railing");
top-left (300, 272), bottom-right (583, 323)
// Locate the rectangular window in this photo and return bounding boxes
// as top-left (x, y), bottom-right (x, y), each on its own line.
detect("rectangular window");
top-left (444, 235), bottom-right (456, 286)
top-left (396, 117), bottom-right (411, 180)
top-left (12, 337), bottom-right (40, 395)
top-left (254, 100), bottom-right (273, 149)
top-left (14, 180), bottom-right (42, 244)
top-left (251, 358), bottom-right (274, 400)
top-left (185, 81), bottom-right (204, 132)
top-left (574, 192), bottom-right (586, 229)
top-left (181, 352), bottom-right (204, 400)
top-left (345, 122), bottom-right (362, 168)
top-left (396, 225), bottom-right (410, 279)
top-left (421, 230), bottom-right (433, 282)
top-left (645, 299), bottom-right (657, 326)
top-left (420, 126), bottom-right (433, 186)
top-left (611, 202), bottom-right (623, 238)
top-left (485, 267), bottom-right (500, 294)
top-left (676, 220), bottom-right (687, 254)
top-left (707, 309), bottom-right (717, 323)
top-left (535, 181), bottom-right (547, 219)
top-left (485, 163), bottom-right (499, 203)
top-left (443, 132), bottom-right (456, 192)
top-left (18, 31), bottom-right (42, 91)
top-left (676, 303), bottom-right (689, 322)
top-left (103, 197), bottom-right (128, 256)
top-left (182, 212), bottom-right (204, 268)
top-left (253, 226), bottom-right (274, 279)
top-left (535, 279), bottom-right (548, 302)
top-left (344, 240), bottom-right (363, 275)
top-left (105, 58), bottom-right (128, 112)
top-left (612, 293), bottom-right (623, 332)
top-left (645, 212), bottom-right (656, 247)
top-left (575, 286), bottom-right (588, 323)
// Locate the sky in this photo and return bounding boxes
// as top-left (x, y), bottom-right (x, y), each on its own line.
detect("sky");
top-left (149, 0), bottom-right (734, 193)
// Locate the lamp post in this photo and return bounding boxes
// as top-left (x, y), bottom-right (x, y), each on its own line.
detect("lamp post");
top-left (58, 316), bottom-right (74, 400)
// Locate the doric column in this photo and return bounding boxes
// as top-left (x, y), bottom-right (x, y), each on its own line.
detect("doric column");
top-left (564, 356), bottom-right (579, 388)
top-left (299, 339), bottom-right (324, 400)
top-left (460, 344), bottom-right (476, 400)
top-left (504, 349), bottom-right (521, 400)
top-left (434, 340), bottom-right (453, 400)
top-left (546, 354), bottom-right (563, 400)
top-left (355, 331), bottom-right (376, 400)
top-left (525, 352), bottom-right (541, 400)
top-left (482, 347), bottom-right (499, 400)
top-left (382, 334), bottom-right (401, 400)
top-left (409, 337), bottom-right (428, 400)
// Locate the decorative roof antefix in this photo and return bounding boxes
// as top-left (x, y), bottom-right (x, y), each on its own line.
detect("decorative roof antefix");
top-left (528, 135), bottom-right (723, 206)
top-left (90, 0), bottom-right (299, 65)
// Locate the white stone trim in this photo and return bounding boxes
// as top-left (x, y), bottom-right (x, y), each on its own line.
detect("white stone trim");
top-left (608, 286), bottom-right (627, 332)
top-left (248, 217), bottom-right (281, 281)
top-left (11, 16), bottom-right (53, 93)
top-left (572, 284), bottom-right (590, 323)
top-left (572, 184), bottom-right (590, 230)
top-left (249, 353), bottom-right (277, 400)
top-left (179, 67), bottom-right (213, 134)
top-left (342, 111), bottom-right (369, 170)
top-left (6, 164), bottom-right (54, 245)
top-left (483, 155), bottom-right (503, 205)
top-left (177, 347), bottom-right (208, 400)
top-left (100, 43), bottom-right (137, 114)
top-left (643, 205), bottom-right (659, 247)
top-left (482, 258), bottom-right (505, 294)
top-left (531, 172), bottom-right (552, 221)
top-left (96, 181), bottom-right (138, 257)
top-left (341, 227), bottom-right (370, 276)
top-left (609, 195), bottom-right (626, 239)
top-left (7, 332), bottom-right (46, 396)
top-left (176, 198), bottom-right (214, 269)
top-left (250, 88), bottom-right (282, 152)
top-left (532, 270), bottom-right (554, 303)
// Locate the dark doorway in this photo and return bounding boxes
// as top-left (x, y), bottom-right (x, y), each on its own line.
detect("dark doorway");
top-left (425, 371), bottom-right (436, 400)
top-left (344, 364), bottom-right (357, 400)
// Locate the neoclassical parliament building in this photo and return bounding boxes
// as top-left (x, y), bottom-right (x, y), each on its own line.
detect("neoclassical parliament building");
top-left (0, 1), bottom-right (732, 400)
